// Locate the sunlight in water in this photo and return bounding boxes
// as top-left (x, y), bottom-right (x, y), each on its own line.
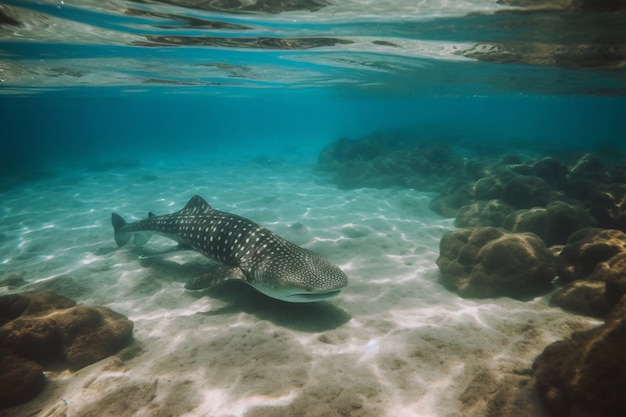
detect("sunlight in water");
top-left (0, 0), bottom-right (623, 416)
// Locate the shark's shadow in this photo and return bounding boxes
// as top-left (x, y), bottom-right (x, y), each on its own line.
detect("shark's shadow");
top-left (121, 248), bottom-right (352, 332)
top-left (191, 282), bottom-right (352, 332)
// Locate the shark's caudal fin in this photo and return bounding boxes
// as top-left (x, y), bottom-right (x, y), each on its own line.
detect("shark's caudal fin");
top-left (112, 212), bottom-right (152, 247)
top-left (111, 213), bottom-right (131, 247)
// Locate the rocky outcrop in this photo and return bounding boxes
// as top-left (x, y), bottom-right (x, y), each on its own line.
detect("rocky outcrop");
top-left (550, 228), bottom-right (626, 317)
top-left (318, 130), bottom-right (625, 248)
top-left (317, 131), bottom-right (467, 192)
top-left (501, 175), bottom-right (553, 209)
top-left (0, 291), bottom-right (134, 408)
top-left (436, 227), bottom-right (556, 299)
top-left (436, 153), bottom-right (623, 241)
top-left (455, 199), bottom-right (514, 228)
top-left (533, 296), bottom-right (626, 417)
top-left (587, 183), bottom-right (626, 231)
top-left (557, 228), bottom-right (626, 285)
top-left (550, 281), bottom-right (612, 318)
top-left (504, 202), bottom-right (596, 247)
top-left (0, 354), bottom-right (45, 409)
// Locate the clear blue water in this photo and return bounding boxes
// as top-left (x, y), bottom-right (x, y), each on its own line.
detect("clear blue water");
top-left (1, 0), bottom-right (625, 175)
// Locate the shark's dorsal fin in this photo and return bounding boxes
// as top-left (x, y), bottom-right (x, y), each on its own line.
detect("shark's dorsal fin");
top-left (148, 212), bottom-right (157, 218)
top-left (184, 265), bottom-right (247, 290)
top-left (181, 195), bottom-right (212, 214)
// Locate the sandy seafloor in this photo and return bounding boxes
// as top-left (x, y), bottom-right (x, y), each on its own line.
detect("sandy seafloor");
top-left (0, 153), bottom-right (600, 417)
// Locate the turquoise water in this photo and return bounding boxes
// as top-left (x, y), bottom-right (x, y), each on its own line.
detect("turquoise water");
top-left (3, 92), bottom-right (624, 170)
top-left (1, 2), bottom-right (626, 416)
top-left (1, 0), bottom-right (625, 177)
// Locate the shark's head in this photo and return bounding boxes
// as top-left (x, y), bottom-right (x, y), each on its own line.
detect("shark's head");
top-left (251, 246), bottom-right (348, 303)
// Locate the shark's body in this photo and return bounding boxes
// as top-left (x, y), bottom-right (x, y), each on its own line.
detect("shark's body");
top-left (111, 195), bottom-right (348, 302)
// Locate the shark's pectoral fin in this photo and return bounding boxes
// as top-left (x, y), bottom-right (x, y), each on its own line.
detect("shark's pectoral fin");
top-left (184, 265), bottom-right (247, 290)
top-left (137, 244), bottom-right (194, 260)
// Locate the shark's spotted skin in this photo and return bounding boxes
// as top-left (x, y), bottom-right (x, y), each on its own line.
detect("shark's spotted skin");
top-left (111, 195), bottom-right (348, 302)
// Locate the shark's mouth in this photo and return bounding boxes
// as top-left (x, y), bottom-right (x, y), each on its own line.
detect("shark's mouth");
top-left (286, 290), bottom-right (342, 303)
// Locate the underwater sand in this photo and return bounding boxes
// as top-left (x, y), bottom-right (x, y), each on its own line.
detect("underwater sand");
top-left (0, 155), bottom-right (599, 417)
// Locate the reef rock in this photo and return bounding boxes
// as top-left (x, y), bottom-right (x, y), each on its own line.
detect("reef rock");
top-left (0, 354), bottom-right (45, 408)
top-left (436, 227), bottom-right (556, 299)
top-left (532, 157), bottom-right (570, 189)
top-left (557, 228), bottom-right (626, 284)
top-left (533, 296), bottom-right (626, 417)
top-left (550, 281), bottom-right (611, 318)
top-left (554, 227), bottom-right (626, 318)
top-left (317, 130), bottom-right (467, 192)
top-left (570, 153), bottom-right (610, 182)
top-left (501, 175), bottom-right (553, 209)
top-left (504, 201), bottom-right (595, 246)
top-left (455, 199), bottom-right (514, 228)
top-left (472, 175), bottom-right (505, 200)
top-left (55, 305), bottom-right (134, 370)
top-left (588, 183), bottom-right (626, 231)
top-left (0, 291), bottom-right (134, 408)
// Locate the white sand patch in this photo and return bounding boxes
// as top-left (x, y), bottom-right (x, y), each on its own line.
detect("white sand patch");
top-left (0, 157), bottom-right (599, 417)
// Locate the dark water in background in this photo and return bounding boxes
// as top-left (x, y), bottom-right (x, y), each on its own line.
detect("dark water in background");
top-left (2, 92), bottom-right (625, 170)
top-left (1, 0), bottom-right (625, 180)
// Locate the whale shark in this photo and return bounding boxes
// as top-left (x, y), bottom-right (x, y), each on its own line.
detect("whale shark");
top-left (111, 195), bottom-right (348, 302)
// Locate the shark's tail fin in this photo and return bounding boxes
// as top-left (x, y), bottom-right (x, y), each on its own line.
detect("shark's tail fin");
top-left (111, 213), bottom-right (131, 247)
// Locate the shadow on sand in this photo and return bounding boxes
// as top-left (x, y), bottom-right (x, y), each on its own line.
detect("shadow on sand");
top-left (119, 247), bottom-right (352, 332)
top-left (190, 282), bottom-right (352, 332)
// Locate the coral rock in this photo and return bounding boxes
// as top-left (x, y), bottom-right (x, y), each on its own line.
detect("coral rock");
top-left (21, 290), bottom-right (76, 316)
top-left (552, 227), bottom-right (626, 317)
top-left (505, 201), bottom-right (595, 246)
top-left (0, 354), bottom-right (45, 408)
top-left (550, 281), bottom-right (611, 318)
top-left (557, 228), bottom-right (626, 284)
top-left (0, 291), bottom-right (134, 408)
top-left (570, 153), bottom-right (609, 182)
top-left (55, 306), bottom-right (134, 370)
top-left (533, 296), bottom-right (626, 417)
top-left (455, 199), bottom-right (514, 228)
top-left (0, 316), bottom-right (63, 363)
top-left (588, 183), bottom-right (626, 231)
top-left (436, 227), bottom-right (556, 299)
top-left (317, 130), bottom-right (466, 192)
top-left (0, 293), bottom-right (30, 326)
top-left (532, 157), bottom-right (569, 189)
top-left (472, 175), bottom-right (504, 200)
top-left (501, 175), bottom-right (552, 209)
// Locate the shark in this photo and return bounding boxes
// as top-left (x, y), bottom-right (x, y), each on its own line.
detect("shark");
top-left (111, 195), bottom-right (348, 302)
